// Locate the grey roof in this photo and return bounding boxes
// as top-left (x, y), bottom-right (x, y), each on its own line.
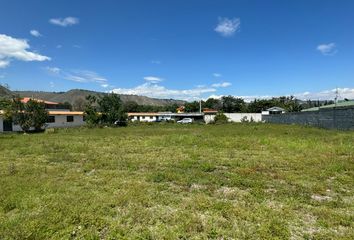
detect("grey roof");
top-left (267, 106), bottom-right (285, 111)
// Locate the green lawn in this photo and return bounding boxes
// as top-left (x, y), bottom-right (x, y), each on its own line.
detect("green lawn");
top-left (0, 124), bottom-right (353, 239)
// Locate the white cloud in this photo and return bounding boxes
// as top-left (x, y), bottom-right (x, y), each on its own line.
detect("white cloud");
top-left (111, 83), bottom-right (216, 101)
top-left (49, 81), bottom-right (55, 88)
top-left (49, 17), bottom-right (79, 27)
top-left (56, 45), bottom-right (62, 49)
top-left (143, 76), bottom-right (163, 83)
top-left (45, 67), bottom-right (107, 86)
top-left (101, 84), bottom-right (109, 88)
top-left (151, 60), bottom-right (161, 64)
top-left (211, 82), bottom-right (232, 88)
top-left (0, 60), bottom-right (10, 68)
top-left (213, 73), bottom-right (222, 77)
top-left (317, 43), bottom-right (337, 56)
top-left (215, 17), bottom-right (241, 37)
top-left (0, 34), bottom-right (50, 68)
top-left (46, 66), bottom-right (61, 74)
top-left (294, 88), bottom-right (354, 100)
top-left (30, 30), bottom-right (42, 37)
top-left (65, 70), bottom-right (107, 84)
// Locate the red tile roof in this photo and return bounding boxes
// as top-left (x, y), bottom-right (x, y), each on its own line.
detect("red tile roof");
top-left (203, 108), bottom-right (218, 113)
top-left (21, 97), bottom-right (59, 105)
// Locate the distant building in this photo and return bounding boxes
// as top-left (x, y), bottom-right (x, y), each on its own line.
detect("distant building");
top-left (0, 98), bottom-right (85, 132)
top-left (261, 106), bottom-right (286, 115)
top-left (128, 112), bottom-right (205, 122)
top-left (176, 106), bottom-right (185, 113)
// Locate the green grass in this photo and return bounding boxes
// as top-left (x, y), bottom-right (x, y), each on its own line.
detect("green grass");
top-left (0, 123), bottom-right (353, 239)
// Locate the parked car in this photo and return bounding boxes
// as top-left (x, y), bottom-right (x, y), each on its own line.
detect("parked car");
top-left (114, 120), bottom-right (128, 126)
top-left (177, 118), bottom-right (193, 124)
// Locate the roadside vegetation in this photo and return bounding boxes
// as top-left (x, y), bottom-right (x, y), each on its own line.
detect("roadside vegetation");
top-left (0, 124), bottom-right (353, 239)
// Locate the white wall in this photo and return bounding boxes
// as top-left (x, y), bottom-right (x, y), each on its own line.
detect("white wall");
top-left (225, 113), bottom-right (262, 122)
top-left (46, 115), bottom-right (85, 128)
top-left (204, 113), bottom-right (262, 123)
top-left (204, 115), bottom-right (215, 124)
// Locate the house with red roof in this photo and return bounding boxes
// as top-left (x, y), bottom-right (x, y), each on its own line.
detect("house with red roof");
top-left (0, 98), bottom-right (85, 132)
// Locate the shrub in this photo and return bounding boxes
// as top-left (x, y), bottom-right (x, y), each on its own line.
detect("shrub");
top-left (213, 112), bottom-right (229, 124)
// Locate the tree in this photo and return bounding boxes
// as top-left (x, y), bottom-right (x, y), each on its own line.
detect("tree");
top-left (84, 95), bottom-right (100, 125)
top-left (205, 98), bottom-right (222, 110)
top-left (124, 101), bottom-right (139, 112)
top-left (98, 93), bottom-right (126, 124)
top-left (247, 99), bottom-right (273, 113)
top-left (0, 98), bottom-right (11, 110)
top-left (84, 94), bottom-right (127, 126)
top-left (185, 101), bottom-right (201, 112)
top-left (221, 96), bottom-right (246, 113)
top-left (6, 98), bottom-right (48, 132)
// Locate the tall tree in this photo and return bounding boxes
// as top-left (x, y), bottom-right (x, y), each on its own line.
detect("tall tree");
top-left (84, 95), bottom-right (100, 125)
top-left (84, 94), bottom-right (127, 125)
top-left (204, 98), bottom-right (222, 110)
top-left (221, 96), bottom-right (246, 113)
top-left (98, 93), bottom-right (126, 124)
top-left (6, 98), bottom-right (48, 132)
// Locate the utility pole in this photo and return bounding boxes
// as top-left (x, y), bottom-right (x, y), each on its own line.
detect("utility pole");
top-left (333, 87), bottom-right (339, 129)
top-left (199, 100), bottom-right (202, 113)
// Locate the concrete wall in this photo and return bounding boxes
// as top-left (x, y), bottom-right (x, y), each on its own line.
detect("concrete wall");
top-left (204, 113), bottom-right (262, 123)
top-left (262, 107), bottom-right (354, 130)
top-left (46, 115), bottom-right (85, 128)
top-left (225, 113), bottom-right (262, 122)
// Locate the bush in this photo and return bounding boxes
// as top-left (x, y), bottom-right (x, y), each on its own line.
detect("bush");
top-left (213, 112), bottom-right (229, 124)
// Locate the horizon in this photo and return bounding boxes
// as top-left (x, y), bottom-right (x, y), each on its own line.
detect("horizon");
top-left (0, 0), bottom-right (353, 101)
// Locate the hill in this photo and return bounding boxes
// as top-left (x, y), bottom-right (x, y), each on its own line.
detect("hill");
top-left (0, 85), bottom-right (12, 98)
top-left (0, 87), bottom-right (185, 106)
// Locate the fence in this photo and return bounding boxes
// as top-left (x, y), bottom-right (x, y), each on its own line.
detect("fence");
top-left (262, 106), bottom-right (354, 130)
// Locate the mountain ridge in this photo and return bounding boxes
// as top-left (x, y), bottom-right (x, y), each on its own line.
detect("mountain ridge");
top-left (0, 86), bottom-right (185, 106)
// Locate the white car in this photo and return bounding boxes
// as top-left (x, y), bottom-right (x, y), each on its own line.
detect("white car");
top-left (177, 118), bottom-right (193, 124)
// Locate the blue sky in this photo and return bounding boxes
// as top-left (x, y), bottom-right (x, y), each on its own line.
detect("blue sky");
top-left (0, 0), bottom-right (353, 101)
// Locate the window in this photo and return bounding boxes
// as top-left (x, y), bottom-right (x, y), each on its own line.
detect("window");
top-left (67, 116), bottom-right (74, 122)
top-left (142, 116), bottom-right (145, 119)
top-left (150, 116), bottom-right (153, 119)
top-left (47, 116), bottom-right (55, 123)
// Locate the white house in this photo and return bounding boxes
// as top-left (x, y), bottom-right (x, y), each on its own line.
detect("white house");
top-left (45, 111), bottom-right (85, 128)
top-left (128, 112), bottom-right (205, 122)
top-left (128, 112), bottom-right (160, 122)
top-left (0, 97), bottom-right (86, 133)
top-left (0, 110), bottom-right (85, 133)
top-left (261, 106), bottom-right (286, 115)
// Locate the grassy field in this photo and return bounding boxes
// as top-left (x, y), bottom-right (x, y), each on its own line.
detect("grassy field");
top-left (0, 124), bottom-right (353, 239)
